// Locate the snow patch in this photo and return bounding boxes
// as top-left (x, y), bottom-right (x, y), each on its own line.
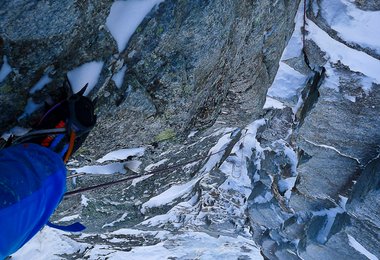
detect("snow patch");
top-left (102, 212), bottom-right (128, 228)
top-left (267, 62), bottom-right (308, 103)
top-left (187, 130), bottom-right (198, 138)
top-left (29, 74), bottom-right (52, 94)
top-left (57, 214), bottom-right (80, 223)
top-left (312, 204), bottom-right (345, 244)
top-left (321, 0), bottom-right (380, 55)
top-left (281, 1), bottom-right (305, 60)
top-left (254, 191), bottom-right (274, 204)
top-left (124, 160), bottom-right (142, 173)
top-left (112, 65), bottom-right (127, 88)
top-left (0, 56), bottom-right (12, 83)
top-left (12, 227), bottom-right (88, 259)
top-left (347, 234), bottom-right (379, 260)
top-left (97, 147), bottom-right (145, 163)
top-left (67, 61), bottom-right (104, 96)
top-left (145, 158), bottom-right (168, 172)
top-left (307, 19), bottom-right (380, 84)
top-left (141, 178), bottom-right (200, 214)
top-left (343, 94), bottom-right (356, 102)
top-left (263, 96), bottom-right (286, 109)
top-left (278, 177), bottom-right (297, 200)
top-left (323, 63), bottom-right (341, 92)
top-left (200, 132), bottom-right (235, 174)
top-left (103, 232), bottom-right (263, 260)
top-left (70, 162), bottom-right (127, 174)
top-left (106, 0), bottom-right (164, 52)
top-left (303, 137), bottom-right (360, 164)
top-left (18, 98), bottom-right (44, 120)
top-left (81, 195), bottom-right (89, 207)
top-left (131, 174), bottom-right (153, 186)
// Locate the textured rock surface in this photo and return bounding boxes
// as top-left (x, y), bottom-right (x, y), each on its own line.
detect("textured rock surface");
top-left (2, 0), bottom-right (380, 259)
top-left (86, 0), bottom-right (300, 159)
top-left (0, 0), bottom-right (115, 131)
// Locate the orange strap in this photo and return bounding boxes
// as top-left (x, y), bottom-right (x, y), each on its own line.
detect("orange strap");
top-left (64, 131), bottom-right (76, 163)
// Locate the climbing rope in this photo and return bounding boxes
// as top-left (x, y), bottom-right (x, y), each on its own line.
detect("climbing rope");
top-left (65, 147), bottom-right (224, 197)
top-left (64, 130), bottom-right (245, 197)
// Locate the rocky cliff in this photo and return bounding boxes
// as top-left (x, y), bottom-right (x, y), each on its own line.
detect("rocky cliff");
top-left (1, 0), bottom-right (379, 259)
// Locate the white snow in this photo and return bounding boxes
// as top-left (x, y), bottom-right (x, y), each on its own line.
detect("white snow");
top-left (109, 232), bottom-right (263, 260)
top-left (67, 61), bottom-right (104, 96)
top-left (253, 191), bottom-right (274, 204)
top-left (0, 56), bottom-right (12, 83)
top-left (102, 212), bottom-right (128, 228)
top-left (12, 227), bottom-right (88, 260)
top-left (97, 147), bottom-right (145, 163)
top-left (124, 160), bottom-right (142, 173)
top-left (81, 195), bottom-right (90, 207)
top-left (304, 137), bottom-right (361, 164)
top-left (187, 130), bottom-right (198, 138)
top-left (111, 64), bottom-right (127, 88)
top-left (343, 94), bottom-right (356, 102)
top-left (200, 132), bottom-right (234, 174)
top-left (79, 231), bottom-right (262, 260)
top-left (282, 142), bottom-right (298, 175)
top-left (69, 162), bottom-right (127, 174)
top-left (307, 19), bottom-right (380, 84)
top-left (216, 119), bottom-right (267, 207)
top-left (281, 0), bottom-right (305, 60)
top-left (347, 234), bottom-right (379, 260)
top-left (17, 98), bottom-right (44, 120)
top-left (321, 0), bottom-right (380, 55)
top-left (322, 63), bottom-right (341, 92)
top-left (110, 228), bottom-right (170, 238)
top-left (267, 62), bottom-right (308, 101)
top-left (144, 158), bottom-right (168, 172)
top-left (312, 205), bottom-right (345, 244)
top-left (141, 178), bottom-right (200, 214)
top-left (278, 177), bottom-right (297, 200)
top-left (29, 74), bottom-right (52, 94)
top-left (360, 76), bottom-right (375, 95)
top-left (264, 0), bottom-right (308, 109)
top-left (131, 174), bottom-right (153, 186)
top-left (263, 96), bottom-right (286, 110)
top-left (106, 0), bottom-right (164, 52)
top-left (57, 214), bottom-right (80, 223)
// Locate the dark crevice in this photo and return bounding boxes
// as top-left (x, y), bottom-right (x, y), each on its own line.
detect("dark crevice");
top-left (295, 67), bottom-right (325, 127)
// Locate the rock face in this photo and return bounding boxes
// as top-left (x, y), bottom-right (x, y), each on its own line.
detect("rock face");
top-left (86, 0), bottom-right (300, 158)
top-left (2, 0), bottom-right (380, 259)
top-left (0, 0), bottom-right (115, 131)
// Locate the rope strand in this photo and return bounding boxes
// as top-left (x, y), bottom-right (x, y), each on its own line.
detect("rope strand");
top-left (64, 129), bottom-right (249, 197)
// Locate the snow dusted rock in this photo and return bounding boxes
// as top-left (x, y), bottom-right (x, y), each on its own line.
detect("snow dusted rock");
top-left (4, 0), bottom-right (380, 259)
top-left (284, 1), bottom-right (380, 258)
top-left (84, 0), bottom-right (301, 158)
top-left (354, 0), bottom-right (380, 11)
top-left (0, 0), bottom-right (115, 131)
top-left (345, 158), bottom-right (380, 257)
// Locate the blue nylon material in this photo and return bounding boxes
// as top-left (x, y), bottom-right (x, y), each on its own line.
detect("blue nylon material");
top-left (0, 144), bottom-right (66, 259)
top-left (47, 221), bottom-right (86, 232)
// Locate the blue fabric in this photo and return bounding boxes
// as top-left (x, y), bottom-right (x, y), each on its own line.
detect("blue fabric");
top-left (46, 221), bottom-right (85, 232)
top-left (0, 144), bottom-right (66, 259)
